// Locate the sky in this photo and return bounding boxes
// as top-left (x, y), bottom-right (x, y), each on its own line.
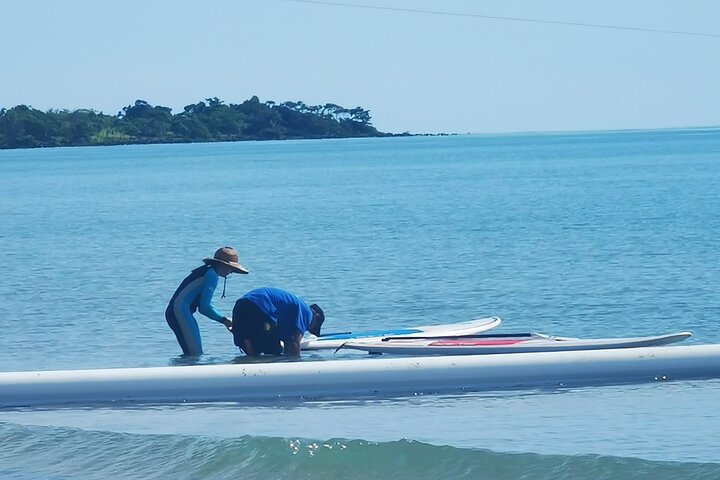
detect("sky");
top-left (1, 0), bottom-right (719, 134)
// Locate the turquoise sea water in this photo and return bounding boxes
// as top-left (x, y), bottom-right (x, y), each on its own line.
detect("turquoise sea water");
top-left (1, 130), bottom-right (719, 478)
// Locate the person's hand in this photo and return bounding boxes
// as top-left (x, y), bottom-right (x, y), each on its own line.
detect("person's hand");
top-left (222, 316), bottom-right (233, 332)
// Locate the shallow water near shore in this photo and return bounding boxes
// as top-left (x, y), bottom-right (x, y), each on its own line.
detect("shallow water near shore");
top-left (1, 129), bottom-right (719, 478)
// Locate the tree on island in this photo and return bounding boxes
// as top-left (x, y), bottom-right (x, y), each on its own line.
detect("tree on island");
top-left (0, 96), bottom-right (390, 149)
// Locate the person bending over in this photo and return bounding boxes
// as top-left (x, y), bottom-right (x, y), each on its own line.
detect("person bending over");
top-left (166, 247), bottom-right (248, 356)
top-left (232, 287), bottom-right (325, 357)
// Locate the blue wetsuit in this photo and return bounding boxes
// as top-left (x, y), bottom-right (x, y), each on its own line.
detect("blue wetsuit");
top-left (166, 265), bottom-right (226, 356)
top-left (232, 287), bottom-right (312, 352)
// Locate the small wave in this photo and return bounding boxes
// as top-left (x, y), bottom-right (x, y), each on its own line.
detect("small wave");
top-left (1, 422), bottom-right (718, 480)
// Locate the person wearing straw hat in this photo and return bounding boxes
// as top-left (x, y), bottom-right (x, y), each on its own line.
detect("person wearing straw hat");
top-left (232, 287), bottom-right (325, 357)
top-left (165, 247), bottom-right (248, 356)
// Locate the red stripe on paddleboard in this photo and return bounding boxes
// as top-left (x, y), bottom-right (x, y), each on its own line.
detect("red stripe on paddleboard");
top-left (429, 339), bottom-right (526, 346)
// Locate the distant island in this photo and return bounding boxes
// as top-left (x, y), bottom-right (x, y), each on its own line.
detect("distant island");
top-left (0, 96), bottom-right (401, 149)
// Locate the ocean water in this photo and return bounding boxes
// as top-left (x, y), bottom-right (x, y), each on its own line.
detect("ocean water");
top-left (1, 129), bottom-right (719, 478)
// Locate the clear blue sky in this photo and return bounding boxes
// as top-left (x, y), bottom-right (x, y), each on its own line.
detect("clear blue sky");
top-left (1, 0), bottom-right (718, 133)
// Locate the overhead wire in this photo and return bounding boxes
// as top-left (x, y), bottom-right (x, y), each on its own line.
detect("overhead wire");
top-left (277, 0), bottom-right (720, 39)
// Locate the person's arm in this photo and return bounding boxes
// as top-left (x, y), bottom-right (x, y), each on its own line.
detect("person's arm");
top-left (197, 268), bottom-right (228, 324)
top-left (282, 330), bottom-right (303, 357)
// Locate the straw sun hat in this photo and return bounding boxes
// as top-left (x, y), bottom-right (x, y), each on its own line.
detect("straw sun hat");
top-left (202, 247), bottom-right (249, 274)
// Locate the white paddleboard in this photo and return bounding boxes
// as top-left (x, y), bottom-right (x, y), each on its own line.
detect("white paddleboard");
top-left (301, 316), bottom-right (502, 350)
top-left (342, 331), bottom-right (692, 355)
top-left (4, 344), bottom-right (720, 408)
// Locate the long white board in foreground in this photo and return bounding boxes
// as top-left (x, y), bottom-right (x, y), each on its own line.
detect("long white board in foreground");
top-left (2, 345), bottom-right (720, 408)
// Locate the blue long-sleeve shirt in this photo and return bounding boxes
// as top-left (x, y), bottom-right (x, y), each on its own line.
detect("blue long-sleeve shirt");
top-left (242, 287), bottom-right (312, 341)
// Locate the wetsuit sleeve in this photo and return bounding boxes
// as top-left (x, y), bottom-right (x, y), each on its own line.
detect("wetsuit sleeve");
top-left (198, 268), bottom-right (225, 322)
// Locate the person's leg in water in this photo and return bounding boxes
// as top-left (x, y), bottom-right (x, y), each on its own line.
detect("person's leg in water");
top-left (172, 303), bottom-right (203, 356)
top-left (232, 298), bottom-right (281, 355)
top-left (165, 306), bottom-right (191, 355)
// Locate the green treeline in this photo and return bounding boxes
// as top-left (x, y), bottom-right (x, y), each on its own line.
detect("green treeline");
top-left (0, 96), bottom-right (390, 149)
